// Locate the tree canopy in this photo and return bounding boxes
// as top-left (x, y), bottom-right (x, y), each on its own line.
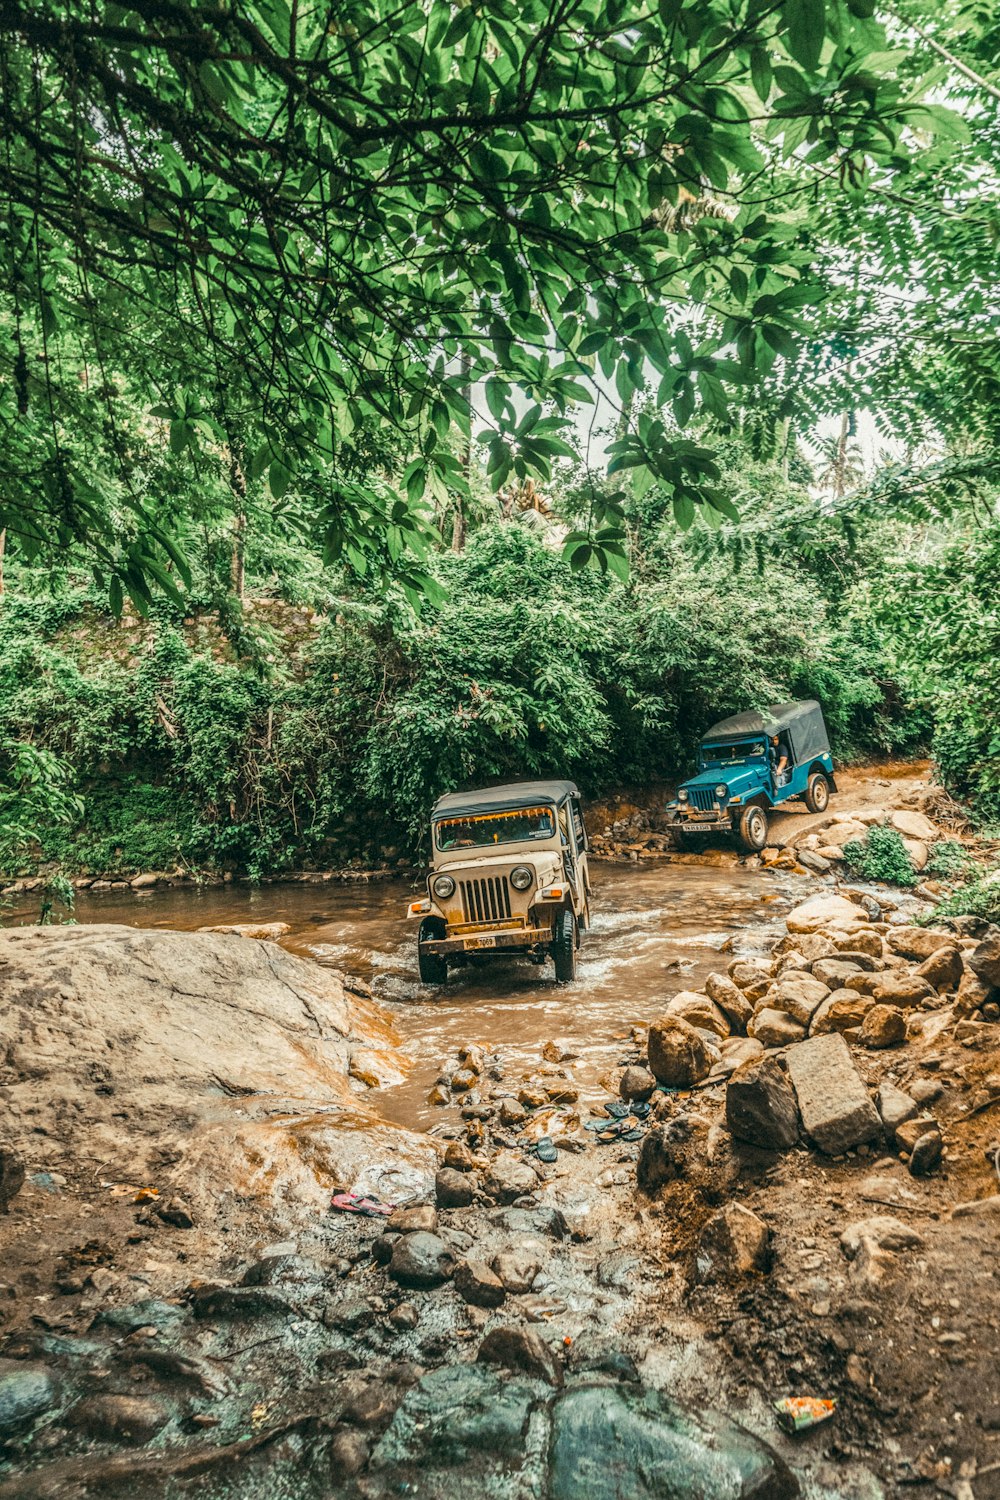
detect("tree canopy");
top-left (2, 0), bottom-right (989, 604)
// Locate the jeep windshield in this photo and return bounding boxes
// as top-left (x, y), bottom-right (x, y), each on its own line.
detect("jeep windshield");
top-left (434, 805), bottom-right (556, 850)
top-left (699, 740), bottom-right (766, 767)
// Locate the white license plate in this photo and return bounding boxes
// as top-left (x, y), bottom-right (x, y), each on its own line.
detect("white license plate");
top-left (465, 936), bottom-right (497, 950)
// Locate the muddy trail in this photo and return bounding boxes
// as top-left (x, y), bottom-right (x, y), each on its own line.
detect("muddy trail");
top-left (2, 763), bottom-right (1000, 1500)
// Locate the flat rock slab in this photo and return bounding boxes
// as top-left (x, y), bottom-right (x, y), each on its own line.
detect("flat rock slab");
top-left (368, 1365), bottom-right (798, 1500)
top-left (785, 1033), bottom-right (881, 1154)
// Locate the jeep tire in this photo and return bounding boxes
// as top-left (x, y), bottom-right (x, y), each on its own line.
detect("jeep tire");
top-left (552, 908), bottom-right (577, 983)
top-left (736, 805), bottom-right (769, 853)
top-left (417, 917), bottom-right (448, 986)
top-left (804, 772), bottom-right (831, 813)
top-left (666, 825), bottom-right (691, 851)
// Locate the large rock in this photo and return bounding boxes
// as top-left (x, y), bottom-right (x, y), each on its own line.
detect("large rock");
top-left (840, 1216), bottom-right (925, 1260)
top-left (454, 1260), bottom-right (506, 1308)
top-left (768, 973), bottom-right (830, 1025)
top-left (970, 927), bottom-right (1000, 988)
top-left (705, 972), bottom-right (753, 1031)
top-left (665, 991), bottom-right (730, 1039)
top-left (809, 990), bottom-right (874, 1036)
top-left (890, 809), bottom-right (938, 843)
top-left (725, 1056), bottom-right (801, 1150)
top-left (859, 1005), bottom-right (907, 1049)
top-left (696, 1204), bottom-right (770, 1281)
top-left (872, 974), bottom-right (935, 1009)
top-left (67, 1393), bottom-right (170, 1446)
top-left (619, 1065), bottom-right (656, 1103)
top-left (886, 927), bottom-right (957, 963)
top-left (0, 1361), bottom-right (60, 1437)
top-left (786, 895), bottom-right (868, 934)
top-left (388, 1232), bottom-right (456, 1289)
top-left (484, 1153), bottom-right (538, 1204)
top-left (784, 1033), bottom-right (881, 1154)
top-left (726, 960), bottom-right (772, 994)
top-left (636, 1123), bottom-right (686, 1192)
top-left (876, 1081), bottom-right (919, 1135)
top-left (831, 929), bottom-right (884, 958)
top-left (647, 1017), bottom-right (712, 1089)
top-left (477, 1326), bottom-right (563, 1387)
top-left (0, 924), bottom-right (435, 1242)
top-left (436, 1168), bottom-right (475, 1208)
top-left (547, 1384), bottom-right (798, 1500)
top-left (812, 957), bottom-right (863, 989)
top-left (747, 1009), bottom-right (806, 1048)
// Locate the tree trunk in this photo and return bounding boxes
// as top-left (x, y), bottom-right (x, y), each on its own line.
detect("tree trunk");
top-left (452, 352), bottom-right (472, 553)
top-left (228, 449), bottom-right (247, 601)
top-left (833, 412), bottom-right (850, 499)
top-left (0, 529), bottom-right (6, 596)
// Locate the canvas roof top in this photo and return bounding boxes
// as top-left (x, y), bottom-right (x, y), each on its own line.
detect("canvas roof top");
top-left (433, 779), bottom-right (579, 818)
top-left (702, 700), bottom-right (827, 744)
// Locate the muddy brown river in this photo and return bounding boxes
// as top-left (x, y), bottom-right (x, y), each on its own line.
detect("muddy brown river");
top-left (18, 862), bottom-right (804, 1127)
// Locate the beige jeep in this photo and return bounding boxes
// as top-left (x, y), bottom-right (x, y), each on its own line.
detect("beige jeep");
top-left (408, 779), bottom-right (591, 985)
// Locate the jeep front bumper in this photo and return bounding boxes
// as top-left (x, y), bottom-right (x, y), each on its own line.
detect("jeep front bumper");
top-left (420, 927), bottom-right (553, 956)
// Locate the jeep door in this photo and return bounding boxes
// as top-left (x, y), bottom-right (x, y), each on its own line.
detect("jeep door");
top-left (559, 796), bottom-right (590, 928)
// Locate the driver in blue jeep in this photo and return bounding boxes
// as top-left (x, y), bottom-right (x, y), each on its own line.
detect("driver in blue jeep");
top-left (665, 700), bottom-right (837, 855)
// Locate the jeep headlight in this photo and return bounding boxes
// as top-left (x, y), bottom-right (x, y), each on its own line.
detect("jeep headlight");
top-left (510, 865), bottom-right (533, 892)
top-left (432, 874), bottom-right (455, 899)
top-left (677, 788), bottom-right (689, 803)
top-left (715, 784), bottom-right (729, 799)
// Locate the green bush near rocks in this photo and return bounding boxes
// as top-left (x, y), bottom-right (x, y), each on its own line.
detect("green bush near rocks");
top-left (842, 826), bottom-right (917, 888)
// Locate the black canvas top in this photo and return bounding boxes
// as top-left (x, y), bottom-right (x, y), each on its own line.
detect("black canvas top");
top-left (701, 700), bottom-right (830, 763)
top-left (433, 780), bottom-right (578, 818)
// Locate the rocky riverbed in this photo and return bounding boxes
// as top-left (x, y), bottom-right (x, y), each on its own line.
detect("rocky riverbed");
top-left (2, 768), bottom-right (1000, 1498)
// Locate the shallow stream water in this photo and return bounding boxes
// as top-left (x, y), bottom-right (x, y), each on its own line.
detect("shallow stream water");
top-left (16, 862), bottom-right (804, 1127)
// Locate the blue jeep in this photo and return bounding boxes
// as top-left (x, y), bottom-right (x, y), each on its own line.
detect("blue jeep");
top-left (665, 700), bottom-right (837, 854)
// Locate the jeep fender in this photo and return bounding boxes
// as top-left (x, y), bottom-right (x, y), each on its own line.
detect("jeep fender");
top-left (807, 760), bottom-right (838, 792)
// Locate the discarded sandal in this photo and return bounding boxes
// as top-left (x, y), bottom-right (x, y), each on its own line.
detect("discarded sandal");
top-left (331, 1192), bottom-right (395, 1218)
top-left (596, 1116), bottom-right (639, 1144)
top-left (527, 1137), bottom-right (558, 1164)
top-left (630, 1101), bottom-right (651, 1120)
top-left (603, 1100), bottom-right (630, 1120)
top-left (619, 1126), bottom-right (645, 1141)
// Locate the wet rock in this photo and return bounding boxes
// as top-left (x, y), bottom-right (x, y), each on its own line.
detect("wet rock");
top-left (859, 1004), bottom-right (907, 1049)
top-left (518, 1084), bottom-right (549, 1109)
top-left (768, 972), bottom-right (830, 1025)
top-left (548, 1384), bottom-right (797, 1500)
top-left (388, 1232), bottom-right (456, 1289)
top-left (708, 1036), bottom-right (764, 1080)
top-left (798, 848), bottom-right (831, 874)
top-left (388, 1302), bottom-right (420, 1330)
top-left (370, 1363), bottom-right (535, 1478)
top-left (725, 1055), bottom-right (801, 1151)
top-left (787, 895), bottom-right (869, 934)
top-left (477, 1326), bottom-right (563, 1387)
top-left (0, 1361), bottom-right (60, 1436)
top-left (192, 1284), bottom-right (298, 1320)
top-left (876, 1082), bottom-right (919, 1136)
top-left (444, 1142), bottom-right (476, 1172)
top-left (695, 1204), bottom-right (770, 1282)
top-left (705, 972), bottom-right (753, 1030)
top-left (908, 1129), bottom-right (943, 1177)
top-left (499, 1098), bottom-right (528, 1127)
top-left (886, 926), bottom-right (956, 963)
top-left (451, 1067), bottom-right (478, 1093)
top-left (785, 1033), bottom-right (881, 1154)
top-left (95, 1298), bottom-right (187, 1333)
top-left (970, 928), bottom-right (1000, 989)
top-left (483, 1152), bottom-right (538, 1204)
top-left (0, 1149), bottom-right (25, 1213)
top-left (872, 974), bottom-right (935, 1009)
top-left (427, 1084), bottom-right (451, 1107)
top-left (747, 1008), bottom-right (806, 1048)
top-left (647, 1016), bottom-right (712, 1089)
top-left (389, 1205), bottom-right (438, 1235)
top-left (619, 1065), bottom-right (656, 1103)
top-left (636, 1123), bottom-right (686, 1192)
top-left (665, 991), bottom-right (730, 1039)
top-left (916, 945), bottom-right (964, 991)
top-left (435, 1168), bottom-right (474, 1208)
top-left (492, 1249), bottom-right (542, 1294)
top-left (454, 1260), bottom-right (506, 1308)
top-left (840, 1216), bottom-right (925, 1259)
top-left (330, 1429), bottom-right (371, 1477)
top-left (68, 1393), bottom-right (170, 1445)
top-left (810, 990), bottom-right (874, 1036)
top-left (727, 959), bottom-right (772, 992)
top-left (241, 1253), bottom-right (320, 1286)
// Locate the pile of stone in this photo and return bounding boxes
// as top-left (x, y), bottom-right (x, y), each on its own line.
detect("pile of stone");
top-left (773, 807), bottom-right (944, 884)
top-left (641, 895), bottom-right (1000, 1174)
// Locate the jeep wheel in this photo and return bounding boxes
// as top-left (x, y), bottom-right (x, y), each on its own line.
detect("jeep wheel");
top-left (736, 805), bottom-right (768, 853)
top-left (417, 918), bottom-right (448, 986)
top-left (666, 826), bottom-right (691, 851)
top-left (804, 772), bottom-right (831, 813)
top-left (552, 909), bottom-right (577, 983)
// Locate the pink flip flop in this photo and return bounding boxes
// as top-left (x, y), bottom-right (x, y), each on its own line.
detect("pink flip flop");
top-left (331, 1191), bottom-right (395, 1218)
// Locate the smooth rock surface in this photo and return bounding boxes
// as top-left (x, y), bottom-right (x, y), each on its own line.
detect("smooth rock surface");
top-left (785, 1033), bottom-right (881, 1154)
top-left (725, 1056), bottom-right (801, 1151)
top-left (647, 1016), bottom-right (712, 1088)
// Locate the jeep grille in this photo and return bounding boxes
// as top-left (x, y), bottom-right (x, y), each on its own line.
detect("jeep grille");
top-left (689, 787), bottom-right (717, 812)
top-left (460, 876), bottom-right (512, 925)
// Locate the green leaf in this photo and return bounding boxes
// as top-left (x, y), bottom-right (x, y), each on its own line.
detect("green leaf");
top-left (781, 0), bottom-right (825, 72)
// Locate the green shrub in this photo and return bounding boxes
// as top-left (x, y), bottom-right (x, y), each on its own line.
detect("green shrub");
top-left (928, 868), bottom-right (1000, 925)
top-left (925, 839), bottom-right (977, 881)
top-left (842, 825), bottom-right (917, 887)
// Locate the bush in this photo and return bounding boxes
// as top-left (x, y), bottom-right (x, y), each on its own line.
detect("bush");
top-left (928, 868), bottom-right (1000, 925)
top-left (842, 825), bottom-right (917, 887)
top-left (925, 839), bottom-right (977, 881)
